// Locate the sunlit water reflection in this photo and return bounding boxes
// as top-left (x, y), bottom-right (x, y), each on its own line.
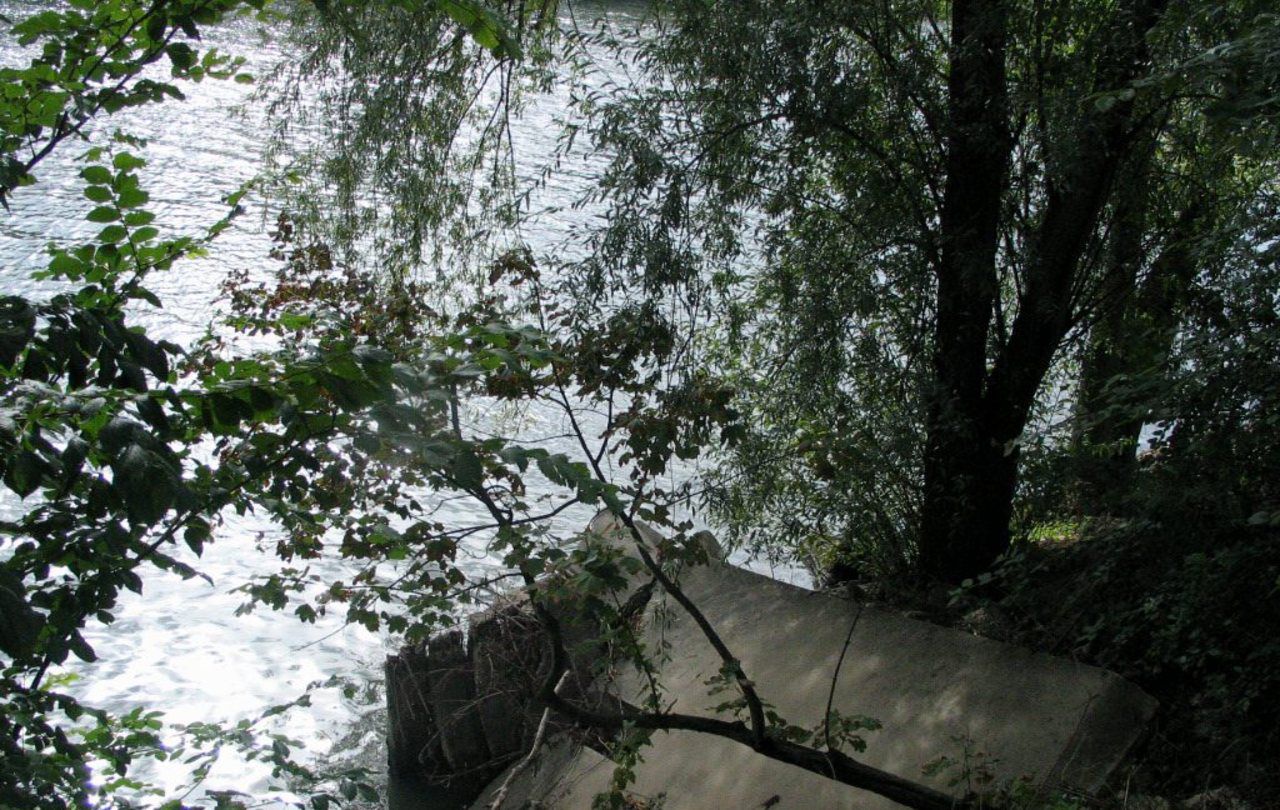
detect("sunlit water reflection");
top-left (0, 3), bottom-right (803, 804)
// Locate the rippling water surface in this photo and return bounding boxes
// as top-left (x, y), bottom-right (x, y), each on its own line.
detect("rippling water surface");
top-left (1, 3), bottom-right (802, 803)
top-left (1, 5), bottom-right (376, 800)
top-left (0, 2), bottom-right (663, 802)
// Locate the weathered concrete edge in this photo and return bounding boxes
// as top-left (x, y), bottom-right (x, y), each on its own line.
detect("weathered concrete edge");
top-left (468, 737), bottom-right (610, 810)
top-left (1043, 672), bottom-right (1159, 794)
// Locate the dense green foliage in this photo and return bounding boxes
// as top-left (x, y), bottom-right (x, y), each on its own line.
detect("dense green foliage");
top-left (0, 0), bottom-right (503, 805)
top-left (0, 1), bottom-right (277, 803)
top-left (272, 0), bottom-right (1280, 581)
top-left (2, 0), bottom-right (1279, 807)
top-left (0, 0), bottom-right (257, 205)
top-left (267, 0), bottom-right (1280, 802)
top-left (547, 0), bottom-right (1280, 583)
top-left (1, 4), bottom-right (755, 806)
top-left (972, 519), bottom-right (1280, 799)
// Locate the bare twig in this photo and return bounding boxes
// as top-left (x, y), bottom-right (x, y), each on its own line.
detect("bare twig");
top-left (487, 671), bottom-right (571, 810)
top-left (549, 373), bottom-right (770, 746)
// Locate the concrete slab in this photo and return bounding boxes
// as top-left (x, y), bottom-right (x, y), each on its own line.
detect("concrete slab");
top-left (471, 515), bottom-right (1157, 809)
top-left (470, 738), bottom-right (612, 810)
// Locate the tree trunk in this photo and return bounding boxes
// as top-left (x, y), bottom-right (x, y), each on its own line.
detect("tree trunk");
top-left (919, 0), bottom-right (1168, 583)
top-left (1070, 136), bottom-right (1159, 514)
top-left (1075, 302), bottom-right (1145, 515)
top-left (918, 0), bottom-right (1012, 583)
top-left (921, 424), bottom-right (1020, 583)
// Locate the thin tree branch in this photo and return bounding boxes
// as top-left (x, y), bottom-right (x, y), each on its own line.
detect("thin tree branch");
top-left (487, 670), bottom-right (571, 810)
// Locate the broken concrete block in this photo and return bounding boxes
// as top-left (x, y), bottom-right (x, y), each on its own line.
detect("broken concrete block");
top-left (470, 605), bottom-right (546, 761)
top-left (470, 738), bottom-right (612, 810)
top-left (470, 518), bottom-right (1157, 809)
top-left (598, 560), bottom-right (1156, 808)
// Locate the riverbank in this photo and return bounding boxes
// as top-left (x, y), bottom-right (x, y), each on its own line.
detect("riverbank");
top-left (384, 515), bottom-right (1158, 810)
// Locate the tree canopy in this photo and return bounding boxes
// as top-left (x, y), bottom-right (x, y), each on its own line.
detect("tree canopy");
top-left (2, 0), bottom-right (1279, 807)
top-left (271, 0), bottom-right (1280, 577)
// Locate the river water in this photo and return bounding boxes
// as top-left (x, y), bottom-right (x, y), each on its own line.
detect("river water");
top-left (0, 4), bottom-right (802, 805)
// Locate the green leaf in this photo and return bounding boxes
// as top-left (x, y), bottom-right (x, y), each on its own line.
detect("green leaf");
top-left (12, 11), bottom-right (64, 42)
top-left (4, 450), bottom-right (45, 498)
top-left (132, 286), bottom-right (163, 308)
top-left (146, 14), bottom-right (167, 43)
top-left (435, 0), bottom-right (524, 60)
top-left (165, 43), bottom-right (197, 72)
top-left (47, 252), bottom-right (85, 277)
top-left (0, 296), bottom-right (36, 367)
top-left (116, 187), bottom-right (149, 209)
top-left (98, 225), bottom-right (128, 243)
top-left (61, 437), bottom-right (89, 481)
top-left (87, 206), bottom-right (119, 223)
top-left (113, 443), bottom-right (177, 524)
top-left (185, 521), bottom-right (211, 555)
top-left (68, 631), bottom-right (97, 662)
top-left (81, 166), bottom-right (112, 184)
top-left (278, 312), bottom-right (314, 330)
top-left (112, 152), bottom-right (146, 171)
top-left (124, 210), bottom-right (156, 226)
top-left (126, 331), bottom-right (170, 378)
top-left (0, 568), bottom-right (43, 660)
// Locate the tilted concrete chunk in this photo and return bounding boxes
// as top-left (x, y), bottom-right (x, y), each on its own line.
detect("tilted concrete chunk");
top-left (471, 515), bottom-right (1157, 809)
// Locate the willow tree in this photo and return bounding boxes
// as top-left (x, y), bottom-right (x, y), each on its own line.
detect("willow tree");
top-left (273, 0), bottom-right (1280, 586)
top-left (551, 0), bottom-right (1280, 583)
top-left (1069, 14), bottom-right (1280, 517)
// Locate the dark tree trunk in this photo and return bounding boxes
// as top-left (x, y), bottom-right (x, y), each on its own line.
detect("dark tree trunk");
top-left (1071, 151), bottom-right (1154, 515)
top-left (1075, 303), bottom-right (1145, 515)
top-left (921, 428), bottom-right (1020, 583)
top-left (918, 0), bottom-right (1012, 583)
top-left (919, 0), bottom-right (1168, 583)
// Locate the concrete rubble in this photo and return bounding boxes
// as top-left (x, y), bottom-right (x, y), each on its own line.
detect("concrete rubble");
top-left (388, 514), bottom-right (1159, 809)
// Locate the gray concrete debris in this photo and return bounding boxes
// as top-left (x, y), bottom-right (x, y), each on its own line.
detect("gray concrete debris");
top-left (470, 605), bottom-right (542, 762)
top-left (464, 514), bottom-right (1157, 810)
top-left (386, 642), bottom-right (446, 776)
top-left (383, 594), bottom-right (602, 787)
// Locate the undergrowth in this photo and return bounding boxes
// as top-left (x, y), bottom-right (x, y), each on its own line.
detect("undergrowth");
top-left (964, 519), bottom-right (1280, 805)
